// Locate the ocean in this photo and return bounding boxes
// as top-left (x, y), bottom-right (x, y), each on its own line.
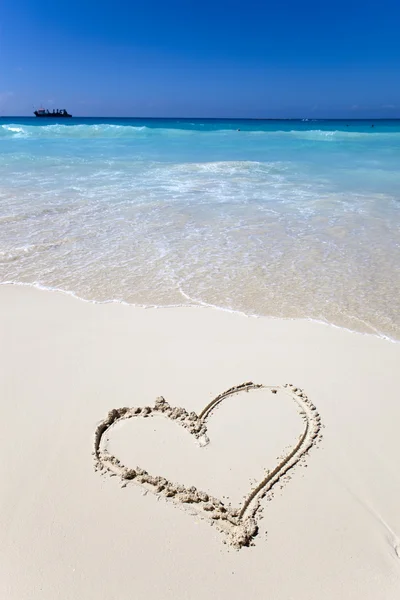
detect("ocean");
top-left (1, 117), bottom-right (399, 339)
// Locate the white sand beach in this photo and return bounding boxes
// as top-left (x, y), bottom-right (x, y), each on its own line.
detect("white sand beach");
top-left (1, 284), bottom-right (400, 599)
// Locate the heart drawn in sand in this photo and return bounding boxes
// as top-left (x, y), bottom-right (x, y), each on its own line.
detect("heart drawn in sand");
top-left (93, 382), bottom-right (322, 548)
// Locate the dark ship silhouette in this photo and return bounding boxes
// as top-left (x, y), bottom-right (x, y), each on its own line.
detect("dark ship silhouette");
top-left (34, 108), bottom-right (72, 118)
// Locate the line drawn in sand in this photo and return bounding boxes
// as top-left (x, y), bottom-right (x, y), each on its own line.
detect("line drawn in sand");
top-left (93, 382), bottom-right (322, 548)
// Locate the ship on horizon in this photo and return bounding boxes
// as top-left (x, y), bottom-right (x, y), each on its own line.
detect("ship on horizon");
top-left (34, 108), bottom-right (72, 118)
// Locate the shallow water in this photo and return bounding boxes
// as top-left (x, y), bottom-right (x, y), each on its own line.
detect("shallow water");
top-left (1, 117), bottom-right (400, 339)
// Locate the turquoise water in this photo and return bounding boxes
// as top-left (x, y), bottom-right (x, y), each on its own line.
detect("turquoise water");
top-left (1, 117), bottom-right (400, 339)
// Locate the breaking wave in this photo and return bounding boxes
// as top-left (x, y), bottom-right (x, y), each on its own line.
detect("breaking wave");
top-left (0, 123), bottom-right (197, 139)
top-left (1, 117), bottom-right (400, 340)
top-left (2, 122), bottom-right (400, 141)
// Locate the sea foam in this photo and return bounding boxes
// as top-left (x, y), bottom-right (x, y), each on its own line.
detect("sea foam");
top-left (1, 117), bottom-right (400, 339)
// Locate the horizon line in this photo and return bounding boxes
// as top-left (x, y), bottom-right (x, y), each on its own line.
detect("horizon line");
top-left (2, 115), bottom-right (400, 121)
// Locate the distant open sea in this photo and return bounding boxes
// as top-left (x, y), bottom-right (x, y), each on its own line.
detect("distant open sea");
top-left (1, 117), bottom-right (400, 339)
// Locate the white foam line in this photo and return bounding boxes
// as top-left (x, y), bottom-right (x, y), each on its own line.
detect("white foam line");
top-left (177, 284), bottom-right (399, 343)
top-left (0, 280), bottom-right (190, 310)
top-left (177, 285), bottom-right (255, 318)
top-left (0, 280), bottom-right (398, 344)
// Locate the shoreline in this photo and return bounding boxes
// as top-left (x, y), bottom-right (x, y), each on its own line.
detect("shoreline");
top-left (1, 284), bottom-right (400, 599)
top-left (2, 280), bottom-right (398, 344)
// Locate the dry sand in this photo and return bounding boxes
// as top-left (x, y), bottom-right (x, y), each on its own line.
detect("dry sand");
top-left (1, 284), bottom-right (399, 598)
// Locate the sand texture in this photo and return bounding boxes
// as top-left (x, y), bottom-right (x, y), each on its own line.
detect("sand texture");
top-left (94, 383), bottom-right (322, 548)
top-left (1, 285), bottom-right (400, 599)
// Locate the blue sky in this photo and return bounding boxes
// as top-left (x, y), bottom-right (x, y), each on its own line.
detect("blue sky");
top-left (1, 0), bottom-right (400, 117)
